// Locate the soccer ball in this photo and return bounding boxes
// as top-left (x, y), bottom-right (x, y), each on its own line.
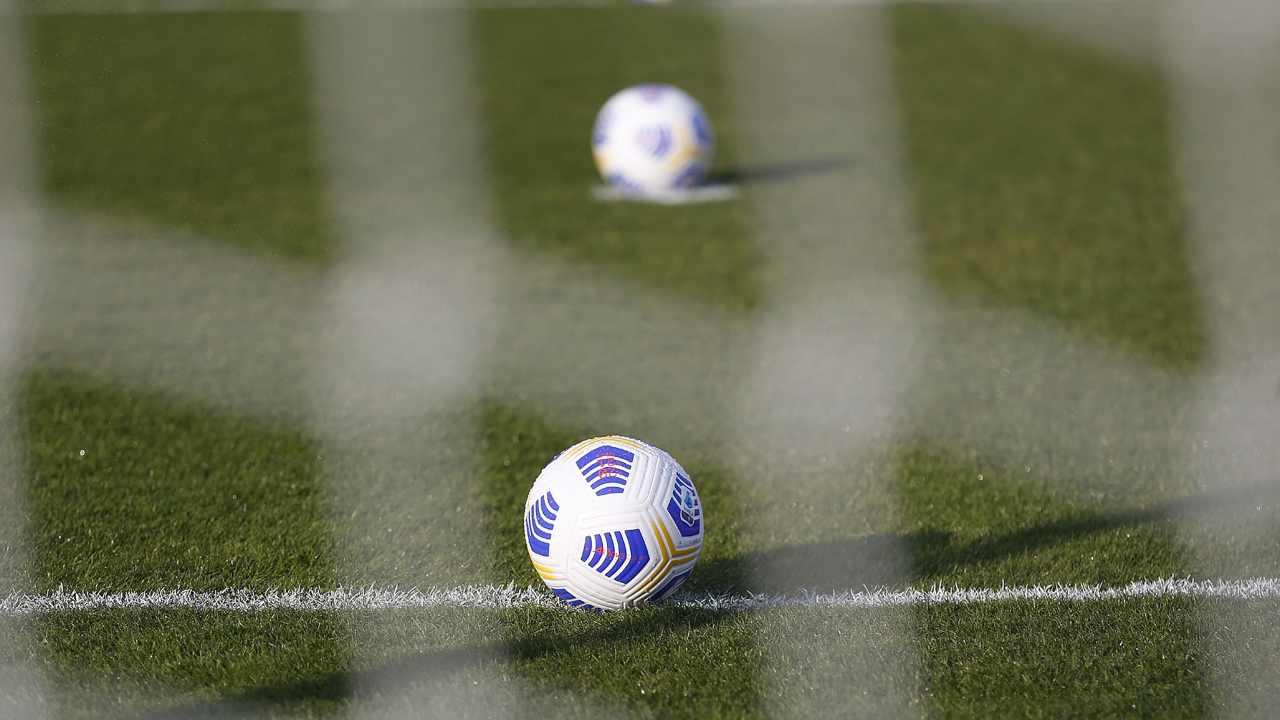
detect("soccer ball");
top-left (591, 84), bottom-right (715, 195)
top-left (524, 435), bottom-right (703, 610)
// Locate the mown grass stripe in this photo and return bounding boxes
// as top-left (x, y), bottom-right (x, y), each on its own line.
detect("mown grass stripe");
top-left (17, 0), bottom-right (1115, 14)
top-left (3, 578), bottom-right (1279, 615)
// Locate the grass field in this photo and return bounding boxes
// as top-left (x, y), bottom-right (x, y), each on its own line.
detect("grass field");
top-left (3, 1), bottom-right (1280, 718)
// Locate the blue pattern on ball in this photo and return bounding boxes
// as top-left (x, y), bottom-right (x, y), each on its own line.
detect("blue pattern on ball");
top-left (524, 491), bottom-right (559, 557)
top-left (692, 111), bottom-right (713, 148)
top-left (665, 472), bottom-right (701, 538)
top-left (582, 529), bottom-right (651, 584)
top-left (651, 567), bottom-right (693, 602)
top-left (552, 587), bottom-right (601, 611)
top-left (671, 163), bottom-right (707, 189)
top-left (635, 125), bottom-right (674, 159)
top-left (605, 173), bottom-right (644, 193)
top-left (576, 444), bottom-right (636, 496)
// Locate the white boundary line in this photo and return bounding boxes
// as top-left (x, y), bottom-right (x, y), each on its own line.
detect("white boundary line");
top-left (3, 578), bottom-right (1279, 615)
top-left (591, 184), bottom-right (739, 205)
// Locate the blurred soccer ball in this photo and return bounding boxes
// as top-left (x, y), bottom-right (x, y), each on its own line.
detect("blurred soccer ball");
top-left (591, 84), bottom-right (715, 194)
top-left (524, 435), bottom-right (703, 610)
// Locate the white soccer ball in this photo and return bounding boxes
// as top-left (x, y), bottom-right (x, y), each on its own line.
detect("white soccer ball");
top-left (524, 435), bottom-right (704, 610)
top-left (591, 84), bottom-right (715, 194)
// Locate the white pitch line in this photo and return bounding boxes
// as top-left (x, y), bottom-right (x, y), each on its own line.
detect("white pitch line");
top-left (591, 184), bottom-right (739, 205)
top-left (2, 578), bottom-right (1279, 615)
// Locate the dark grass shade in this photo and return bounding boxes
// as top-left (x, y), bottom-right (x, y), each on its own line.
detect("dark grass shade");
top-left (20, 368), bottom-right (338, 593)
top-left (890, 5), bottom-right (1207, 371)
top-left (28, 13), bottom-right (333, 262)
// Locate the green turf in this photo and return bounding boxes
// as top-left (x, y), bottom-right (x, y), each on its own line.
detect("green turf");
top-left (890, 5), bottom-right (1207, 371)
top-left (5, 4), bottom-right (1280, 720)
top-left (19, 368), bottom-right (338, 592)
top-left (28, 13), bottom-right (333, 262)
top-left (11, 600), bottom-right (1279, 719)
top-left (475, 6), bottom-right (760, 313)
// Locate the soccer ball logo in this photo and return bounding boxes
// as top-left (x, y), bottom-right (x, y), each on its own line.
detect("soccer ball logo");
top-left (591, 84), bottom-right (715, 195)
top-left (524, 436), bottom-right (703, 610)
